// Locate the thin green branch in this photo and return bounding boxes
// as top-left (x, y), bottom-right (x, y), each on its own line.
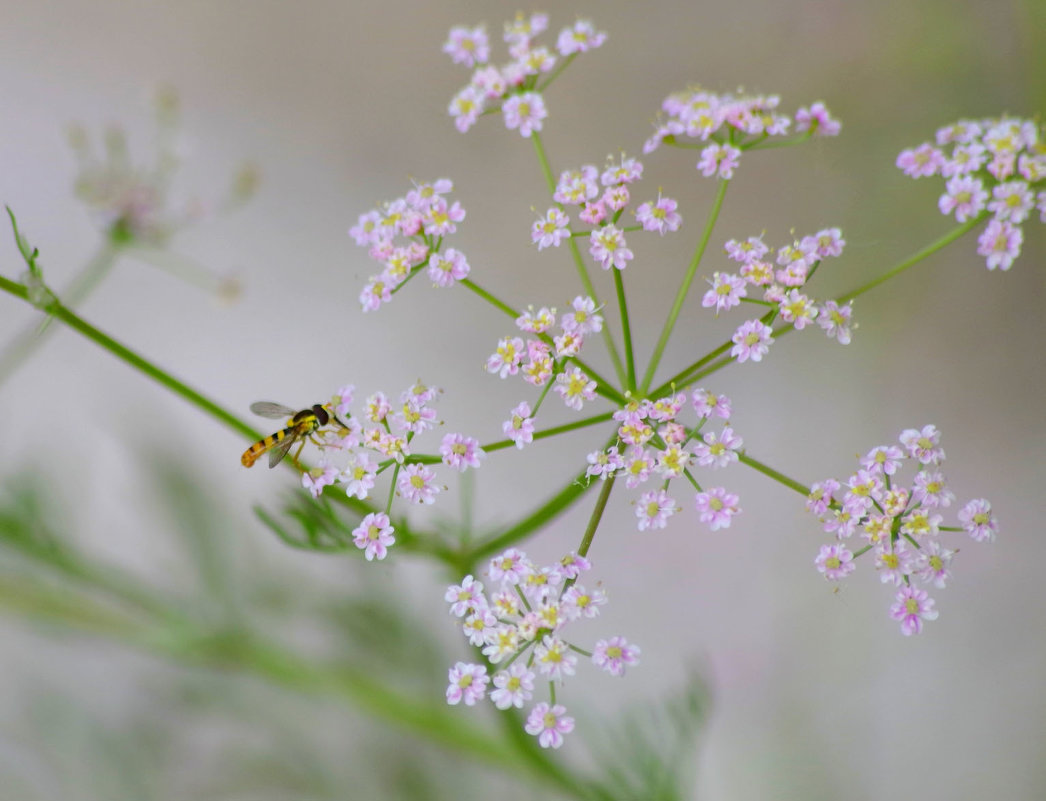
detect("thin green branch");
top-left (0, 241), bottom-right (120, 386)
top-left (613, 267), bottom-right (636, 391)
top-left (530, 132), bottom-right (627, 387)
top-left (737, 452), bottom-right (810, 497)
top-left (480, 410), bottom-right (615, 454)
top-left (576, 474), bottom-right (616, 559)
top-left (0, 273), bottom-right (258, 441)
top-left (641, 178), bottom-right (729, 394)
top-left (836, 213), bottom-right (987, 304)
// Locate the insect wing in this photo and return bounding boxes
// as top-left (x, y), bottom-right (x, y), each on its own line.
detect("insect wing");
top-left (251, 401), bottom-right (299, 420)
top-left (267, 425), bottom-right (306, 469)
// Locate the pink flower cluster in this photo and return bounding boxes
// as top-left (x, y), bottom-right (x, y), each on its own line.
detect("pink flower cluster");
top-left (643, 89), bottom-right (840, 178)
top-left (896, 117), bottom-right (1045, 271)
top-left (531, 155), bottom-right (682, 270)
top-left (444, 549), bottom-right (639, 749)
top-left (349, 179), bottom-right (469, 311)
top-left (702, 229), bottom-right (852, 360)
top-left (807, 424), bottom-right (998, 635)
top-left (444, 14), bottom-right (607, 137)
top-left (587, 388), bottom-right (742, 532)
top-left (294, 382), bottom-right (486, 560)
top-left (486, 296), bottom-right (603, 419)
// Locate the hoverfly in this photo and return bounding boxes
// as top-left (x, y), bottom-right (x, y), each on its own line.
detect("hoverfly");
top-left (241, 401), bottom-right (341, 469)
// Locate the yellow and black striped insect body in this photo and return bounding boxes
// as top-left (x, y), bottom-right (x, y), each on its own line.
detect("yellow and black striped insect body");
top-left (241, 401), bottom-right (331, 469)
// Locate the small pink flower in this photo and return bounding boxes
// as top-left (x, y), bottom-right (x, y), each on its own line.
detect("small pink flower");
top-left (694, 426), bottom-right (742, 469)
top-left (860, 445), bottom-right (905, 476)
top-left (987, 180), bottom-right (1034, 223)
top-left (890, 585), bottom-right (939, 636)
top-left (301, 463), bottom-right (338, 498)
top-left (487, 548), bottom-right (532, 585)
top-left (448, 86), bottom-right (484, 133)
top-left (806, 479), bottom-right (840, 517)
top-left (397, 463), bottom-right (440, 505)
top-left (554, 367), bottom-right (597, 411)
top-left (560, 295), bottom-right (603, 336)
top-left (486, 336), bottom-right (526, 378)
top-left (443, 25), bottom-right (489, 67)
top-left (340, 451), bottom-right (378, 500)
top-left (899, 424), bottom-right (945, 465)
top-left (440, 433), bottom-right (485, 472)
top-left (938, 175), bottom-right (988, 222)
top-left (556, 19), bottom-right (606, 55)
top-left (600, 155), bottom-right (643, 186)
top-left (695, 487), bottom-right (741, 531)
top-left (874, 542), bottom-right (914, 586)
top-left (426, 250), bottom-right (472, 288)
top-left (635, 489), bottom-right (677, 531)
top-left (817, 300), bottom-right (854, 345)
top-left (531, 207), bottom-right (570, 249)
top-left (359, 276), bottom-right (392, 312)
top-left (896, 143), bottom-right (946, 178)
top-left (977, 218), bottom-right (1023, 271)
top-left (795, 101), bottom-right (841, 136)
top-left (815, 543), bottom-right (856, 580)
top-left (445, 662), bottom-right (489, 706)
top-left (423, 198), bottom-right (466, 236)
top-left (554, 165), bottom-right (599, 205)
top-left (445, 574), bottom-right (486, 617)
top-left (912, 469), bottom-right (955, 508)
top-left (914, 540), bottom-right (955, 589)
top-left (352, 512), bottom-right (395, 561)
top-left (592, 636), bottom-right (641, 677)
top-left (589, 224), bottom-right (633, 270)
top-left (635, 193), bottom-right (682, 234)
top-left (502, 401), bottom-right (535, 449)
top-left (533, 635), bottom-right (577, 682)
top-left (586, 446), bottom-right (623, 480)
top-left (502, 92), bottom-right (547, 137)
top-left (725, 235), bottom-right (769, 264)
top-left (778, 289), bottom-right (816, 329)
top-left (692, 388), bottom-right (731, 420)
top-left (524, 702), bottom-right (575, 749)
top-left (349, 210), bottom-right (384, 246)
top-left (958, 498), bottom-right (998, 543)
top-left (490, 664), bottom-right (535, 710)
top-left (702, 272), bottom-right (746, 314)
top-left (802, 227), bottom-right (846, 259)
top-left (697, 143), bottom-right (741, 179)
top-left (730, 319), bottom-right (774, 363)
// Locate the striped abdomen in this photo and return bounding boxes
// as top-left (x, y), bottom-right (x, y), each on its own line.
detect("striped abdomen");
top-left (241, 426), bottom-right (295, 468)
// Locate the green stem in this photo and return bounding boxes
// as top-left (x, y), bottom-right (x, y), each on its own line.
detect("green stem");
top-left (836, 214), bottom-right (987, 304)
top-left (480, 410), bottom-right (614, 454)
top-left (652, 216), bottom-right (986, 398)
top-left (530, 132), bottom-right (627, 387)
top-left (0, 241), bottom-right (120, 386)
top-left (466, 468), bottom-right (593, 563)
top-left (613, 267), bottom-right (636, 391)
top-left (536, 52), bottom-right (577, 93)
top-left (737, 452), bottom-right (810, 497)
top-left (641, 178), bottom-right (729, 394)
top-left (0, 273), bottom-right (259, 441)
top-left (575, 474), bottom-right (616, 559)
top-left (0, 575), bottom-right (587, 796)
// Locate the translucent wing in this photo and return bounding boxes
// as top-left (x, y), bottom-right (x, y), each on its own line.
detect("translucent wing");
top-left (267, 427), bottom-right (304, 469)
top-left (250, 401), bottom-right (299, 420)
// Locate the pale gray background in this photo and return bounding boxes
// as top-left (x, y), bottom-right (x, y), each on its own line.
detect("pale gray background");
top-left (1, 1), bottom-right (1044, 799)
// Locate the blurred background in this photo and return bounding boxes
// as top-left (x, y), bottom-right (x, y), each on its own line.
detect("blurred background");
top-left (1, 0), bottom-right (1044, 798)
